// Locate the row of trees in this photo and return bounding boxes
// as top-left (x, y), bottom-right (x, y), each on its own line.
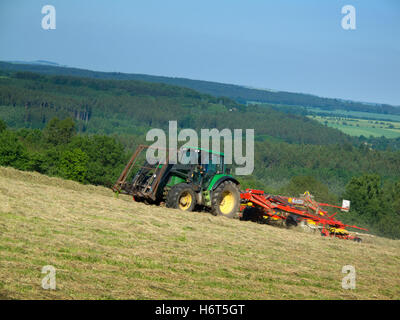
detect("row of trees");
top-left (252, 139), bottom-right (400, 195)
top-left (0, 118), bottom-right (127, 186)
top-left (2, 115), bottom-right (400, 195)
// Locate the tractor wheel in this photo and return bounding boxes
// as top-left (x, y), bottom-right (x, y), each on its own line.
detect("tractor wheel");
top-left (211, 181), bottom-right (240, 218)
top-left (285, 214), bottom-right (298, 227)
top-left (166, 183), bottom-right (196, 212)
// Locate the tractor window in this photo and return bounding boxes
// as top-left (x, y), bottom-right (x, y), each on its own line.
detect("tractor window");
top-left (204, 163), bottom-right (217, 174)
top-left (179, 149), bottom-right (224, 173)
top-left (208, 153), bottom-right (224, 174)
top-left (179, 148), bottom-right (199, 164)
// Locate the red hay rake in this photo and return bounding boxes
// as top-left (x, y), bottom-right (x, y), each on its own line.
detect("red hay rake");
top-left (239, 189), bottom-right (368, 242)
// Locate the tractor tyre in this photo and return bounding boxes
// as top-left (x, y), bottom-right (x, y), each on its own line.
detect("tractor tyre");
top-left (211, 181), bottom-right (240, 218)
top-left (166, 183), bottom-right (196, 212)
top-left (285, 214), bottom-right (299, 227)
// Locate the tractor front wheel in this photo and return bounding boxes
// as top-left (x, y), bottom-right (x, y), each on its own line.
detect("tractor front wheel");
top-left (166, 183), bottom-right (196, 212)
top-left (211, 181), bottom-right (240, 218)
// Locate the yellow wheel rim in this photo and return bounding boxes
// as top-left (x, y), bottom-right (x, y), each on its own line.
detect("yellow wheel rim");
top-left (219, 191), bottom-right (235, 215)
top-left (178, 191), bottom-right (192, 211)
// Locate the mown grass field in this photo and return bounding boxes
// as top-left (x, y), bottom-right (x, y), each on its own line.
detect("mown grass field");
top-left (309, 115), bottom-right (400, 138)
top-left (305, 108), bottom-right (400, 122)
top-left (0, 167), bottom-right (399, 300)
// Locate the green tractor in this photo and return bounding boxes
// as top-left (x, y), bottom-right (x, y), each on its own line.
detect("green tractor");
top-left (112, 145), bottom-right (241, 218)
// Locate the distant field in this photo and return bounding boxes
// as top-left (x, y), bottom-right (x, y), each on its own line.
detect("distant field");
top-left (306, 108), bottom-right (400, 122)
top-left (1, 167), bottom-right (400, 299)
top-left (255, 103), bottom-right (400, 138)
top-left (309, 115), bottom-right (400, 138)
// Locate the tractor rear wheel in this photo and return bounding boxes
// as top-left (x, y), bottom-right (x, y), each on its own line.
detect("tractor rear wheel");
top-left (166, 183), bottom-right (196, 212)
top-left (211, 181), bottom-right (240, 218)
top-left (286, 214), bottom-right (299, 227)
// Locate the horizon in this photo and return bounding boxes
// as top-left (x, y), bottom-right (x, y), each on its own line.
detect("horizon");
top-left (4, 59), bottom-right (398, 108)
top-left (1, 0), bottom-right (399, 105)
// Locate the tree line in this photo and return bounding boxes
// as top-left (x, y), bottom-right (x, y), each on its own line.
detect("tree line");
top-left (0, 118), bottom-right (127, 186)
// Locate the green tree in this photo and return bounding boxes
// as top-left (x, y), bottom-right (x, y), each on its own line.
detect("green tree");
top-left (0, 130), bottom-right (29, 169)
top-left (0, 119), bottom-right (6, 133)
top-left (343, 174), bottom-right (383, 221)
top-left (68, 135), bottom-right (126, 186)
top-left (43, 117), bottom-right (76, 145)
top-left (340, 174), bottom-right (400, 238)
top-left (59, 148), bottom-right (88, 183)
top-left (394, 181), bottom-right (400, 214)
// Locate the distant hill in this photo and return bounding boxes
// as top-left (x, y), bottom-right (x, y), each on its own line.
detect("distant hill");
top-left (4, 60), bottom-right (62, 66)
top-left (0, 70), bottom-right (350, 146)
top-left (1, 61), bottom-right (399, 115)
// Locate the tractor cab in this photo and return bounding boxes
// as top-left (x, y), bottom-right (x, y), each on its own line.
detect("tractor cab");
top-left (178, 147), bottom-right (225, 172)
top-left (178, 147), bottom-right (228, 188)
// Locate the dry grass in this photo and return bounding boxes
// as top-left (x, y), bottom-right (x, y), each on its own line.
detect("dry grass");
top-left (0, 166), bottom-right (399, 300)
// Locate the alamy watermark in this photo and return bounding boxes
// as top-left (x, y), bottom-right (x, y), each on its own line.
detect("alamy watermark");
top-left (40, 4), bottom-right (356, 31)
top-left (41, 265), bottom-right (56, 290)
top-left (341, 265), bottom-right (356, 289)
top-left (341, 5), bottom-right (356, 30)
top-left (145, 121), bottom-right (254, 175)
top-left (41, 5), bottom-right (56, 30)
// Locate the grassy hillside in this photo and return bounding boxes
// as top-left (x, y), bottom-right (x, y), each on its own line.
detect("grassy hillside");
top-left (1, 167), bottom-right (399, 299)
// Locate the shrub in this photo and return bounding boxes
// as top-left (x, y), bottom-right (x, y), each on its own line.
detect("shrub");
top-left (59, 148), bottom-right (89, 183)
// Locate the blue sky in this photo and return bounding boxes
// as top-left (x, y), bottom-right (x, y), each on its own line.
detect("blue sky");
top-left (1, 0), bottom-right (399, 105)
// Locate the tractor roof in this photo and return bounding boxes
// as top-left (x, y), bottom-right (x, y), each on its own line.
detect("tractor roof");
top-left (182, 146), bottom-right (224, 156)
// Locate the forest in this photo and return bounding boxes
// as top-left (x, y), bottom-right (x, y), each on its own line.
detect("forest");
top-left (0, 71), bottom-right (351, 146)
top-left (1, 61), bottom-right (399, 115)
top-left (0, 68), bottom-right (399, 239)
